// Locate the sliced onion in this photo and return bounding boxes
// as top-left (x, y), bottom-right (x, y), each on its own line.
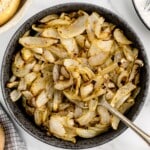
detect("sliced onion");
top-left (58, 14), bottom-right (88, 38)
top-left (39, 14), bottom-right (59, 23)
top-left (24, 72), bottom-right (37, 85)
top-left (18, 78), bottom-right (27, 91)
top-left (36, 90), bottom-right (49, 107)
top-left (97, 106), bottom-right (110, 125)
top-left (49, 115), bottom-right (66, 136)
top-left (80, 83), bottom-right (93, 98)
top-left (43, 49), bottom-right (55, 63)
top-left (30, 77), bottom-right (46, 96)
top-left (52, 64), bottom-right (60, 82)
top-left (76, 111), bottom-right (96, 126)
top-left (54, 77), bottom-right (73, 90)
top-left (76, 128), bottom-right (98, 138)
top-left (60, 38), bottom-right (79, 54)
top-left (88, 52), bottom-right (109, 66)
top-left (113, 29), bottom-right (132, 45)
top-left (46, 19), bottom-right (71, 27)
top-left (41, 28), bottom-right (60, 39)
top-left (19, 36), bottom-right (58, 48)
top-left (53, 90), bottom-right (62, 111)
top-left (10, 90), bottom-right (22, 102)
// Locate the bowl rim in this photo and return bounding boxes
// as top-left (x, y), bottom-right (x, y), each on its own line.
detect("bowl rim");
top-left (132, 0), bottom-right (150, 31)
top-left (1, 2), bottom-right (150, 149)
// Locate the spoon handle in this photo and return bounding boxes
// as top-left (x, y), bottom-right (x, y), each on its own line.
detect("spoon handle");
top-left (102, 100), bottom-right (150, 145)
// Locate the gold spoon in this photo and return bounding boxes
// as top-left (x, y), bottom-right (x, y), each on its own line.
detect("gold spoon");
top-left (99, 96), bottom-right (150, 146)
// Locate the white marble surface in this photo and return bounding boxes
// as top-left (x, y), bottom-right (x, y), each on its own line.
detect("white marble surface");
top-left (0, 0), bottom-right (150, 150)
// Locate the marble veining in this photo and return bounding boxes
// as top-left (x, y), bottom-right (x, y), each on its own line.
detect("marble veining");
top-left (0, 0), bottom-right (150, 150)
top-left (108, 0), bottom-right (122, 15)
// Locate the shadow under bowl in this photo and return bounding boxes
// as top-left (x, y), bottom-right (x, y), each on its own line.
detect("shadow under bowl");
top-left (1, 3), bottom-right (149, 149)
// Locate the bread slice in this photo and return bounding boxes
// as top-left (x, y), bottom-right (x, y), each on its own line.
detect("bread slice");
top-left (0, 125), bottom-right (5, 150)
top-left (0, 0), bottom-right (20, 26)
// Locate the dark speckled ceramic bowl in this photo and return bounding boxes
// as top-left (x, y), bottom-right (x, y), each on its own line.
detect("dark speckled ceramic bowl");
top-left (1, 3), bottom-right (149, 149)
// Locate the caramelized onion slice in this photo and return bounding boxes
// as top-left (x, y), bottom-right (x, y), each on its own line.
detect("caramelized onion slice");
top-left (58, 14), bottom-right (88, 38)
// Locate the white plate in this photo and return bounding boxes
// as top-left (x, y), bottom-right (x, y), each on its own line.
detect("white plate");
top-left (132, 0), bottom-right (150, 30)
top-left (0, 0), bottom-right (32, 34)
